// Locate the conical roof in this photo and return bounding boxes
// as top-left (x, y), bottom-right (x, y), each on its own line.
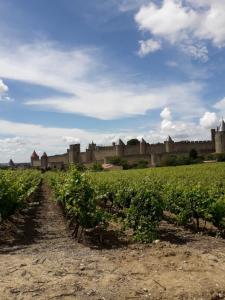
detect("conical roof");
top-left (166, 136), bottom-right (173, 142)
top-left (118, 139), bottom-right (125, 145)
top-left (219, 119), bottom-right (225, 132)
top-left (31, 150), bottom-right (39, 159)
top-left (9, 159), bottom-right (15, 167)
top-left (42, 152), bottom-right (48, 157)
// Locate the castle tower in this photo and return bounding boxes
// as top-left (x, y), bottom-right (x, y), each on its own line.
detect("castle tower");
top-left (31, 150), bottom-right (39, 167)
top-left (211, 129), bottom-right (216, 144)
top-left (215, 120), bottom-right (225, 153)
top-left (68, 144), bottom-right (80, 164)
top-left (164, 136), bottom-right (174, 153)
top-left (41, 152), bottom-right (48, 170)
top-left (9, 159), bottom-right (15, 168)
top-left (116, 139), bottom-right (125, 157)
top-left (140, 138), bottom-right (147, 155)
top-left (86, 142), bottom-right (96, 163)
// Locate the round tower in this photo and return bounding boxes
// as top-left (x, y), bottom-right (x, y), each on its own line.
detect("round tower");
top-left (116, 139), bottom-right (125, 157)
top-left (215, 120), bottom-right (225, 153)
top-left (140, 138), bottom-right (147, 155)
top-left (41, 152), bottom-right (48, 170)
top-left (164, 136), bottom-right (174, 153)
top-left (31, 150), bottom-right (39, 167)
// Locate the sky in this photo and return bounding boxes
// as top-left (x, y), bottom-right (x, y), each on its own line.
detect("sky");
top-left (1, 0), bottom-right (225, 162)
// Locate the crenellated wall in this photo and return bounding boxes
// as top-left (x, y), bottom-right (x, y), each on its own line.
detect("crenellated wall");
top-left (48, 154), bottom-right (68, 164)
top-left (124, 145), bottom-right (140, 156)
top-left (30, 126), bottom-right (219, 169)
top-left (149, 143), bottom-right (165, 154)
top-left (93, 146), bottom-right (116, 161)
top-left (173, 141), bottom-right (214, 154)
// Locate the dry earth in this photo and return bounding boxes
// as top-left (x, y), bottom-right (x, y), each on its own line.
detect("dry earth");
top-left (0, 184), bottom-right (225, 300)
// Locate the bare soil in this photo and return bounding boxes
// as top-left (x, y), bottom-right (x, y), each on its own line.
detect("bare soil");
top-left (1, 184), bottom-right (225, 300)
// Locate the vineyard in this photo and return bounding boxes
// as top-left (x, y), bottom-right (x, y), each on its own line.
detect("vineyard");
top-left (46, 163), bottom-right (225, 243)
top-left (1, 164), bottom-right (225, 299)
top-left (0, 169), bottom-right (41, 221)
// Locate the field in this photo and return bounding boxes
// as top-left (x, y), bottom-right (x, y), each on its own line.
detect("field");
top-left (1, 164), bottom-right (225, 299)
top-left (47, 163), bottom-right (225, 243)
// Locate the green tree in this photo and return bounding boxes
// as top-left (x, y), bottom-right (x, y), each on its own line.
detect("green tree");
top-left (127, 138), bottom-right (140, 146)
top-left (189, 149), bottom-right (198, 160)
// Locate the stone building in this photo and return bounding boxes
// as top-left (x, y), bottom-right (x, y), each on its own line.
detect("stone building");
top-left (30, 121), bottom-right (225, 169)
top-left (215, 119), bottom-right (225, 153)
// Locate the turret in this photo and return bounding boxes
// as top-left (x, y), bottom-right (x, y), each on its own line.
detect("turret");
top-left (164, 136), bottom-right (174, 153)
top-left (41, 152), bottom-right (48, 170)
top-left (9, 159), bottom-right (15, 168)
top-left (68, 144), bottom-right (80, 164)
top-left (116, 139), bottom-right (125, 157)
top-left (31, 150), bottom-right (39, 167)
top-left (140, 138), bottom-right (147, 155)
top-left (215, 120), bottom-right (225, 153)
top-left (211, 129), bottom-right (216, 144)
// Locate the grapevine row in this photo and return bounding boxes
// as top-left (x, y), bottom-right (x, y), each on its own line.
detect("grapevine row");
top-left (46, 163), bottom-right (225, 243)
top-left (0, 170), bottom-right (41, 220)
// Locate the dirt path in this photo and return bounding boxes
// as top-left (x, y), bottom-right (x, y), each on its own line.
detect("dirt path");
top-left (1, 184), bottom-right (225, 300)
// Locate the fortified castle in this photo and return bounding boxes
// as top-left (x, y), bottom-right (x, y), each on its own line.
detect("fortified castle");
top-left (31, 121), bottom-right (225, 169)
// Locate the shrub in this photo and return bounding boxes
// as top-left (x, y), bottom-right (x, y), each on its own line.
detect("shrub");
top-left (91, 163), bottom-right (104, 172)
top-left (189, 149), bottom-right (198, 160)
top-left (126, 186), bottom-right (163, 242)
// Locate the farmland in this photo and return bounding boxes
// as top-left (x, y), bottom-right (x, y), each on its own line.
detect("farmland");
top-left (1, 164), bottom-right (225, 299)
top-left (0, 169), bottom-right (41, 220)
top-left (47, 163), bottom-right (225, 243)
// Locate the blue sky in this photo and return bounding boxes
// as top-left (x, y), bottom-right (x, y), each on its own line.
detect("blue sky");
top-left (0, 0), bottom-right (225, 162)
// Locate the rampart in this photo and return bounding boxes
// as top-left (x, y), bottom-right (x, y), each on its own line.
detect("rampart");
top-left (31, 124), bottom-right (225, 169)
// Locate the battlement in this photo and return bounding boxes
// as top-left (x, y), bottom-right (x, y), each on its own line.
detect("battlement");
top-left (175, 140), bottom-right (212, 144)
top-left (95, 146), bottom-right (115, 151)
top-left (30, 126), bottom-right (223, 169)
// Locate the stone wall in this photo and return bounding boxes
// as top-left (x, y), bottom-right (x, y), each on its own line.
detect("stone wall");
top-left (79, 152), bottom-right (88, 163)
top-left (215, 132), bottom-right (225, 153)
top-left (32, 160), bottom-right (41, 167)
top-left (150, 143), bottom-right (165, 154)
top-left (173, 141), bottom-right (214, 154)
top-left (124, 145), bottom-right (140, 156)
top-left (93, 148), bottom-right (116, 161)
top-left (48, 153), bottom-right (68, 164)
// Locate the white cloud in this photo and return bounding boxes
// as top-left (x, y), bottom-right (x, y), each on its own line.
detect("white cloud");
top-left (138, 39), bottom-right (161, 57)
top-left (135, 0), bottom-right (225, 60)
top-left (200, 111), bottom-right (218, 129)
top-left (0, 40), bottom-right (206, 120)
top-left (0, 119), bottom-right (112, 162)
top-left (62, 136), bottom-right (80, 144)
top-left (0, 79), bottom-right (11, 101)
top-left (214, 97), bottom-right (225, 111)
top-left (159, 106), bottom-right (212, 140)
top-left (181, 43), bottom-right (209, 62)
top-left (160, 107), bottom-right (172, 120)
top-left (0, 78), bottom-right (13, 102)
top-left (25, 81), bottom-right (204, 120)
top-left (0, 79), bottom-right (8, 94)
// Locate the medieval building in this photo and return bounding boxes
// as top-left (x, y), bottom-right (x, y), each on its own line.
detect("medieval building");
top-left (30, 120), bottom-right (225, 169)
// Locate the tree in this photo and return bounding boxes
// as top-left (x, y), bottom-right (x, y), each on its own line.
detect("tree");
top-left (127, 139), bottom-right (140, 146)
top-left (189, 149), bottom-right (198, 160)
